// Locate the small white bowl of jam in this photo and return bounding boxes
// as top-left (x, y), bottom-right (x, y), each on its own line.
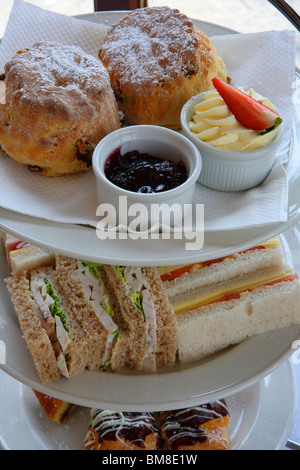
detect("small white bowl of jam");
top-left (92, 125), bottom-right (202, 230)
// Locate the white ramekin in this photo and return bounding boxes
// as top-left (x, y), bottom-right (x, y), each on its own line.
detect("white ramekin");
top-left (92, 125), bottom-right (202, 230)
top-left (180, 92), bottom-right (285, 192)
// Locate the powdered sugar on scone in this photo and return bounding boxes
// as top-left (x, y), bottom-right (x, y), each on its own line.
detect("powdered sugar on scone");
top-left (100, 7), bottom-right (213, 92)
top-left (0, 41), bottom-right (121, 176)
top-left (99, 6), bottom-right (227, 128)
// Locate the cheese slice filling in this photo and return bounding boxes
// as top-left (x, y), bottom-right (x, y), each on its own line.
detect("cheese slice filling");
top-left (173, 267), bottom-right (294, 315)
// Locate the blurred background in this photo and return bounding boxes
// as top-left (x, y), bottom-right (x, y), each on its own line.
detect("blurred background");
top-left (0, 0), bottom-right (299, 37)
top-left (0, 0), bottom-right (299, 68)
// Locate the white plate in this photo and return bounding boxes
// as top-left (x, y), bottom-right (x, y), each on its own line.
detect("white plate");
top-left (0, 360), bottom-right (296, 450)
top-left (1, 222), bottom-right (300, 410)
top-left (0, 12), bottom-right (300, 266)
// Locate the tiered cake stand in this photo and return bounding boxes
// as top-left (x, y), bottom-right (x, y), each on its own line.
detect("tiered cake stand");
top-left (0, 9), bottom-right (300, 449)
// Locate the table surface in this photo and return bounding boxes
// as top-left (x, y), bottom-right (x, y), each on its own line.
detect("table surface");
top-left (1, 0), bottom-right (300, 450)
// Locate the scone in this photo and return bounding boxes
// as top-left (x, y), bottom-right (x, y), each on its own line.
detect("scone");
top-left (99, 6), bottom-right (227, 129)
top-left (84, 409), bottom-right (164, 450)
top-left (160, 400), bottom-right (230, 450)
top-left (0, 42), bottom-right (121, 176)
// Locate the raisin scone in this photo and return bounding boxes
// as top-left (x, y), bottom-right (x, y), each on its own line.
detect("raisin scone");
top-left (99, 6), bottom-right (227, 129)
top-left (0, 42), bottom-right (121, 176)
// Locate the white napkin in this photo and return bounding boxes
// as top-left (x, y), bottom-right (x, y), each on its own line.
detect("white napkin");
top-left (0, 0), bottom-right (296, 231)
top-left (194, 30), bottom-right (296, 231)
top-left (0, 0), bottom-right (109, 61)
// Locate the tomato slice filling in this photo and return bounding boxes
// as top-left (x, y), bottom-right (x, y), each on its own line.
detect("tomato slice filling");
top-left (190, 273), bottom-right (298, 311)
top-left (160, 246), bottom-right (267, 283)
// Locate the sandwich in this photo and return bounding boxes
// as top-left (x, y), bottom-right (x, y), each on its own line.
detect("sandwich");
top-left (5, 259), bottom-right (125, 383)
top-left (3, 235), bottom-right (78, 417)
top-left (4, 238), bottom-right (177, 383)
top-left (6, 229), bottom-right (298, 383)
top-left (101, 265), bottom-right (177, 372)
top-left (3, 232), bottom-right (55, 273)
top-left (158, 238), bottom-right (300, 363)
top-left (58, 258), bottom-right (177, 372)
top-left (159, 238), bottom-right (286, 301)
top-left (54, 256), bottom-right (122, 372)
top-left (5, 264), bottom-right (108, 383)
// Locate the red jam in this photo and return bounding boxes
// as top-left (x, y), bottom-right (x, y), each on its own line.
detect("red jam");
top-left (104, 147), bottom-right (188, 194)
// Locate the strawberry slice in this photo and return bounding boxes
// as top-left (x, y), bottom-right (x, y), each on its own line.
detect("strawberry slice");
top-left (212, 77), bottom-right (282, 134)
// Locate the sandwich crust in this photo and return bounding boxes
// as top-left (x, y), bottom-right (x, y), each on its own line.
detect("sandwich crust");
top-left (55, 255), bottom-right (122, 371)
top-left (5, 264), bottom-right (108, 383)
top-left (142, 266), bottom-right (177, 368)
top-left (29, 267), bottom-right (91, 378)
top-left (0, 42), bottom-right (121, 176)
top-left (99, 6), bottom-right (227, 129)
top-left (102, 265), bottom-right (177, 372)
top-left (5, 272), bottom-right (61, 384)
top-left (102, 265), bottom-right (149, 372)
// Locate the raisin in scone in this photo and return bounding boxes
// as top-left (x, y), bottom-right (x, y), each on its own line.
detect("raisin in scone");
top-left (0, 42), bottom-right (121, 176)
top-left (99, 7), bottom-right (227, 129)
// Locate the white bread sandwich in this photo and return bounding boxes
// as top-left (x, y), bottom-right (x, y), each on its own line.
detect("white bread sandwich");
top-left (158, 238), bottom-right (300, 364)
top-left (159, 238), bottom-right (287, 303)
top-left (3, 232), bottom-right (55, 274)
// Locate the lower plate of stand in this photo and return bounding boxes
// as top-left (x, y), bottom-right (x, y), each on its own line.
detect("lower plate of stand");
top-left (0, 360), bottom-right (296, 450)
